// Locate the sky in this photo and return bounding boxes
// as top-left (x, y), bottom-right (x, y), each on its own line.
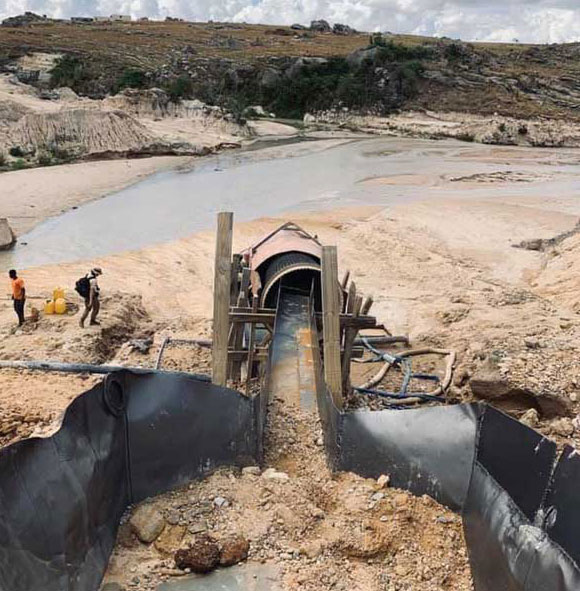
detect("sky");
top-left (1, 0), bottom-right (580, 44)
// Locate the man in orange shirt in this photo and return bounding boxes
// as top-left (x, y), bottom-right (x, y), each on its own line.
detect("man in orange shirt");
top-left (8, 269), bottom-right (25, 326)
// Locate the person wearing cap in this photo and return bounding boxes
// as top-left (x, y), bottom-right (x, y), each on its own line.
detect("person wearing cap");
top-left (80, 267), bottom-right (102, 328)
top-left (8, 269), bottom-right (26, 326)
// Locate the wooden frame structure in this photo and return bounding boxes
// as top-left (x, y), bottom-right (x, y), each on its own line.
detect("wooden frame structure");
top-left (211, 213), bottom-right (377, 401)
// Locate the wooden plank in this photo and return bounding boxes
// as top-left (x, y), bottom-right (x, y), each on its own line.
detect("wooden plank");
top-left (230, 267), bottom-right (251, 380)
top-left (231, 306), bottom-right (276, 315)
top-left (361, 295), bottom-right (374, 316)
top-left (322, 245), bottom-right (343, 408)
top-left (341, 270), bottom-right (350, 289)
top-left (245, 296), bottom-right (259, 396)
top-left (342, 294), bottom-right (362, 390)
top-left (230, 254), bottom-right (242, 306)
top-left (230, 312), bottom-right (276, 324)
top-left (212, 211), bottom-right (233, 386)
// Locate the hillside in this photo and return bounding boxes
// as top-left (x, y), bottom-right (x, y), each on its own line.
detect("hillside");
top-left (1, 18), bottom-right (580, 121)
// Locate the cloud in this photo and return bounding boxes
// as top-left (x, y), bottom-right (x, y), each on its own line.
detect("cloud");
top-left (1, 0), bottom-right (580, 43)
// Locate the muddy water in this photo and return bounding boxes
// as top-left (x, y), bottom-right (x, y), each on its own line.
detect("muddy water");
top-left (3, 136), bottom-right (580, 270)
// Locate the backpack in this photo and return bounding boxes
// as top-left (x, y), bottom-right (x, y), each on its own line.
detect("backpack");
top-left (75, 276), bottom-right (90, 298)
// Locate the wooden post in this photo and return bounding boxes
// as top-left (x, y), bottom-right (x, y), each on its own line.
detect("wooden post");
top-left (212, 212), bottom-right (233, 386)
top-left (342, 294), bottom-right (362, 391)
top-left (361, 295), bottom-right (374, 316)
top-left (322, 245), bottom-right (343, 408)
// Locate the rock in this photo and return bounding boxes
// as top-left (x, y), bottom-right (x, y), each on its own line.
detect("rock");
top-left (0, 219), bottom-right (16, 251)
top-left (520, 408), bottom-right (539, 428)
top-left (213, 496), bottom-right (229, 508)
top-left (127, 338), bottom-right (153, 353)
top-left (310, 19), bottom-right (331, 33)
top-left (376, 474), bottom-right (390, 489)
top-left (370, 492), bottom-right (385, 502)
top-left (155, 524), bottom-right (187, 555)
top-left (130, 504), bottom-right (166, 544)
top-left (262, 468), bottom-right (290, 482)
top-left (175, 534), bottom-right (220, 573)
top-left (570, 393), bottom-right (578, 403)
top-left (332, 23), bottom-right (356, 35)
top-left (291, 23), bottom-right (308, 30)
top-left (524, 338), bottom-right (541, 350)
top-left (242, 466), bottom-right (261, 476)
top-left (551, 418), bottom-right (574, 437)
top-left (219, 536), bottom-right (250, 566)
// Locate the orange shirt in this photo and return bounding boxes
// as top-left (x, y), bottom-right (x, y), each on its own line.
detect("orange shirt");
top-left (11, 278), bottom-right (25, 300)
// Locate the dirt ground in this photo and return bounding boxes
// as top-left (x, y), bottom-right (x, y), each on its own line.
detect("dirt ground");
top-left (104, 394), bottom-right (473, 591)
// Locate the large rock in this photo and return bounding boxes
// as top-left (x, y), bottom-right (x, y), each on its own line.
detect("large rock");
top-left (220, 536), bottom-right (250, 566)
top-left (310, 19), bottom-right (331, 33)
top-left (0, 219), bottom-right (15, 250)
top-left (175, 534), bottom-right (220, 573)
top-left (129, 504), bottom-right (166, 544)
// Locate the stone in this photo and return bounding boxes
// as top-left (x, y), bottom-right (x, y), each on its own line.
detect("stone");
top-left (242, 466), bottom-right (261, 476)
top-left (524, 338), bottom-right (541, 349)
top-left (116, 522), bottom-right (138, 548)
top-left (370, 492), bottom-right (384, 502)
top-left (219, 536), bottom-right (250, 566)
top-left (376, 474), bottom-right (390, 489)
top-left (155, 524), bottom-right (187, 555)
top-left (551, 418), bottom-right (574, 437)
top-left (213, 496), bottom-right (229, 508)
top-left (129, 504), bottom-right (166, 544)
top-left (310, 19), bottom-right (331, 32)
top-left (520, 408), bottom-right (539, 428)
top-left (0, 218), bottom-right (16, 251)
top-left (262, 468), bottom-right (290, 482)
top-left (174, 534), bottom-right (220, 573)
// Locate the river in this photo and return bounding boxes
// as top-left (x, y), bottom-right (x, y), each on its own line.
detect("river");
top-left (2, 136), bottom-right (580, 270)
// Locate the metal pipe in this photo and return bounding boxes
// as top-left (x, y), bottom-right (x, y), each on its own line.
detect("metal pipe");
top-left (353, 335), bottom-right (409, 346)
top-left (0, 360), bottom-right (211, 382)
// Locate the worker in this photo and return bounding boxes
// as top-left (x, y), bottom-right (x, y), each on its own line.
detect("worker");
top-left (78, 267), bottom-right (102, 328)
top-left (8, 269), bottom-right (26, 326)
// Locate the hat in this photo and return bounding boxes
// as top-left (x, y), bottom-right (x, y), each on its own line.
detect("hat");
top-left (91, 267), bottom-right (103, 276)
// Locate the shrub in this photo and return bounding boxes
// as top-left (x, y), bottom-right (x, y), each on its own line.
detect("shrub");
top-left (37, 152), bottom-right (53, 167)
top-left (0, 152), bottom-right (6, 167)
top-left (498, 122), bottom-right (507, 133)
top-left (9, 146), bottom-right (24, 158)
top-left (457, 132), bottom-right (475, 142)
top-left (165, 75), bottom-right (193, 102)
top-left (115, 69), bottom-right (147, 91)
top-left (50, 55), bottom-right (90, 89)
top-left (11, 159), bottom-right (28, 170)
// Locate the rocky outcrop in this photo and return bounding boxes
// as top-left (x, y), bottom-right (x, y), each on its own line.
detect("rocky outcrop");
top-left (0, 218), bottom-right (15, 250)
top-left (9, 109), bottom-right (159, 158)
top-left (304, 109), bottom-right (580, 148)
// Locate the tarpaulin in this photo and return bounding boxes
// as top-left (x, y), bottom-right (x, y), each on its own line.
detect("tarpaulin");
top-left (463, 406), bottom-right (580, 591)
top-left (0, 370), bottom-right (265, 591)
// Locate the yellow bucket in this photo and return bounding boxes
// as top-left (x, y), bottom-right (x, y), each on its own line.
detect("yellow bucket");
top-left (44, 300), bottom-right (55, 315)
top-left (53, 287), bottom-right (65, 301)
top-left (54, 298), bottom-right (67, 315)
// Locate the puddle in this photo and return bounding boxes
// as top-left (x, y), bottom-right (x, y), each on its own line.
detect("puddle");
top-left (156, 564), bottom-right (281, 591)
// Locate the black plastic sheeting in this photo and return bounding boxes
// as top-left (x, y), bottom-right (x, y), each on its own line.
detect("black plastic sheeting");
top-left (464, 406), bottom-right (580, 591)
top-left (0, 370), bottom-right (266, 591)
top-left (313, 318), bottom-right (580, 590)
top-left (316, 384), bottom-right (481, 510)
